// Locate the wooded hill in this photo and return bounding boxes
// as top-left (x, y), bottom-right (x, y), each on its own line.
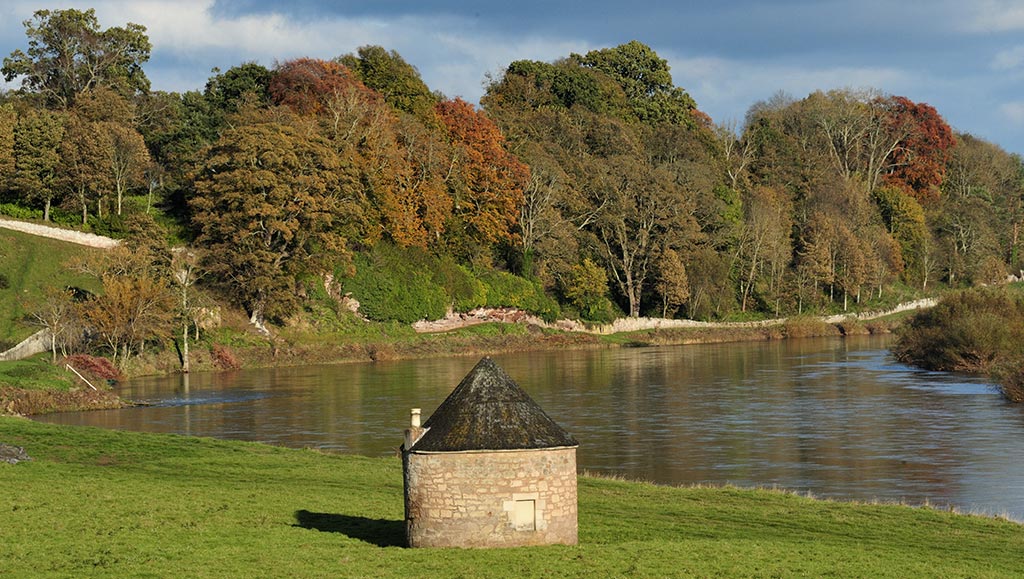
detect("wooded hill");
top-left (1, 9), bottom-right (1022, 357)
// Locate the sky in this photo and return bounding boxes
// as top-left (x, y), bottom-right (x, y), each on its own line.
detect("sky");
top-left (1, 0), bottom-right (1023, 155)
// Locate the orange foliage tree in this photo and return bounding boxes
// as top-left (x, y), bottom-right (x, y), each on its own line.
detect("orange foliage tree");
top-left (436, 97), bottom-right (528, 250)
top-left (270, 58), bottom-right (452, 248)
top-left (882, 96), bottom-right (956, 203)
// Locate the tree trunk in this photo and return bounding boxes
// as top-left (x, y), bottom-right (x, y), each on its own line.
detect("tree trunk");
top-left (43, 197), bottom-right (51, 222)
top-left (182, 319), bottom-right (190, 373)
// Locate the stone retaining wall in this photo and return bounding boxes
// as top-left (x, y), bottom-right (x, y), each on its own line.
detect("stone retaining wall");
top-left (0, 218), bottom-right (119, 249)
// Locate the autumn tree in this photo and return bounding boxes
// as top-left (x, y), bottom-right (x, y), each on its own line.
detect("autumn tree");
top-left (873, 185), bottom-right (927, 283)
top-left (737, 186), bottom-right (792, 312)
top-left (436, 97), bottom-right (528, 254)
top-left (655, 247), bottom-right (690, 318)
top-left (80, 273), bottom-right (174, 365)
top-left (102, 121), bottom-right (149, 215)
top-left (190, 115), bottom-right (349, 327)
top-left (2, 8), bottom-right (150, 109)
top-left (882, 97), bottom-right (955, 203)
top-left (269, 58), bottom-right (357, 116)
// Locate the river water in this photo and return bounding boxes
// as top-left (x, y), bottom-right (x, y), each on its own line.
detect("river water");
top-left (36, 334), bottom-right (1024, 520)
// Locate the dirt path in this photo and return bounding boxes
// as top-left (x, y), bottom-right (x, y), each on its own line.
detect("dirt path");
top-left (0, 218), bottom-right (119, 249)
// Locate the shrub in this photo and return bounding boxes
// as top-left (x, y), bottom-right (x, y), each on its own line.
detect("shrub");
top-left (479, 270), bottom-right (560, 322)
top-left (63, 354), bottom-right (122, 382)
top-left (0, 273), bottom-right (8, 290)
top-left (431, 257), bottom-right (486, 311)
top-left (210, 344), bottom-right (241, 370)
top-left (0, 203), bottom-right (42, 220)
top-left (782, 316), bottom-right (839, 338)
top-left (343, 246), bottom-right (449, 323)
top-left (893, 287), bottom-right (1024, 374)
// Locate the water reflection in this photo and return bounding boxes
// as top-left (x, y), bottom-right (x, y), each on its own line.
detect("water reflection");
top-left (36, 334), bottom-right (1024, 520)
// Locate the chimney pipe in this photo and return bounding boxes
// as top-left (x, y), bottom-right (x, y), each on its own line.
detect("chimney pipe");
top-left (404, 408), bottom-right (426, 450)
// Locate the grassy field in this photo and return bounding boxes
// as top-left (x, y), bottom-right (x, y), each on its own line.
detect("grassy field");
top-left (0, 228), bottom-right (98, 349)
top-left (1, 418), bottom-right (1021, 578)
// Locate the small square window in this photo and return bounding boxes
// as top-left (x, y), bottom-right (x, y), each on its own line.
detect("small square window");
top-left (512, 499), bottom-right (536, 531)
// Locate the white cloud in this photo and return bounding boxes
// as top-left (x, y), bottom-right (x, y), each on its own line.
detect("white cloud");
top-left (1001, 101), bottom-right (1024, 124)
top-left (965, 0), bottom-right (1024, 32)
top-left (663, 52), bottom-right (918, 125)
top-left (993, 45), bottom-right (1024, 70)
top-left (0, 0), bottom-right (588, 99)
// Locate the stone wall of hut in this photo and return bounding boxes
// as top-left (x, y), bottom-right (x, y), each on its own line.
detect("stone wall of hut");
top-left (403, 447), bottom-right (578, 548)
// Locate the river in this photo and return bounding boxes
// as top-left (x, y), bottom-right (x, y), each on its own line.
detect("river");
top-left (35, 334), bottom-right (1024, 521)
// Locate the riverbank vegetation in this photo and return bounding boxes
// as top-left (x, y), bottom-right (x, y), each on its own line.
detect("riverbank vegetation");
top-left (894, 284), bottom-right (1024, 401)
top-left (1, 8), bottom-right (1022, 386)
top-left (2, 417), bottom-right (1021, 578)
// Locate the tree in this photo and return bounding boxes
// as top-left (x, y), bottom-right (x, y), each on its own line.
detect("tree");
top-left (204, 62), bottom-right (271, 114)
top-left (81, 273), bottom-right (174, 365)
top-left (2, 8), bottom-right (150, 109)
top-left (100, 121), bottom-right (149, 215)
top-left (737, 186), bottom-right (792, 312)
top-left (592, 156), bottom-right (694, 317)
top-left (270, 58), bottom-right (358, 117)
top-left (190, 116), bottom-right (350, 327)
top-left (58, 112), bottom-right (109, 224)
top-left (13, 108), bottom-right (65, 220)
top-left (571, 40), bottom-right (701, 126)
top-left (655, 248), bottom-right (690, 318)
top-left (436, 98), bottom-right (528, 251)
top-left (873, 185), bottom-right (927, 283)
top-left (561, 257), bottom-right (613, 321)
top-left (881, 97), bottom-right (955, 203)
top-left (170, 248), bottom-right (202, 373)
top-left (340, 46), bottom-right (439, 124)
top-left (0, 104), bottom-right (14, 194)
top-left (25, 286), bottom-right (79, 362)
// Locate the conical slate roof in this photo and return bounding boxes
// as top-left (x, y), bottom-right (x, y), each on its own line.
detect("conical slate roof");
top-left (410, 357), bottom-right (578, 452)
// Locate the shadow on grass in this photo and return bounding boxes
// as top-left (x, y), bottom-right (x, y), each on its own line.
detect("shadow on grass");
top-left (293, 510), bottom-right (405, 547)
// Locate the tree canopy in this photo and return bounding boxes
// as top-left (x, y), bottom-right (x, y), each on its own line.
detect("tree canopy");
top-left (2, 8), bottom-right (151, 109)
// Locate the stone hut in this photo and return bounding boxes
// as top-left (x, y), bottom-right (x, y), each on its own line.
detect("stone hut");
top-left (401, 357), bottom-right (579, 548)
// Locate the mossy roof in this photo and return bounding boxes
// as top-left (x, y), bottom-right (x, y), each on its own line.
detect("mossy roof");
top-left (410, 357), bottom-right (578, 452)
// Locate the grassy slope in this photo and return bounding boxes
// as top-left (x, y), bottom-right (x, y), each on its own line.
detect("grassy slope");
top-left (0, 228), bottom-right (99, 347)
top-left (1, 418), bottom-right (1021, 578)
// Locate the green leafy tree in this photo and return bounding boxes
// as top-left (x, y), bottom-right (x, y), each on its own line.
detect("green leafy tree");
top-left (339, 46), bottom-right (439, 123)
top-left (873, 185), bottom-right (927, 283)
top-left (190, 116), bottom-right (350, 327)
top-left (0, 104), bottom-right (14, 195)
top-left (58, 112), bottom-right (109, 224)
top-left (203, 62), bottom-right (271, 114)
top-left (2, 8), bottom-right (150, 109)
top-left (13, 107), bottom-right (65, 220)
top-left (561, 257), bottom-right (614, 321)
top-left (571, 40), bottom-right (701, 126)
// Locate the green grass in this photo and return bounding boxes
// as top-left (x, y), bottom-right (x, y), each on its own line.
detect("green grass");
top-left (0, 356), bottom-right (75, 390)
top-left (1, 418), bottom-right (1021, 578)
top-left (0, 228), bottom-right (100, 348)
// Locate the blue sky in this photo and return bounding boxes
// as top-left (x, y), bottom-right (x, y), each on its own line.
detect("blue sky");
top-left (2, 1), bottom-right (1023, 155)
